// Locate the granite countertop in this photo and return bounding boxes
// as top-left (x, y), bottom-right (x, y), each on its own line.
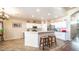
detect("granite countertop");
top-left (38, 31), bottom-right (54, 34)
top-left (24, 31), bottom-right (54, 34)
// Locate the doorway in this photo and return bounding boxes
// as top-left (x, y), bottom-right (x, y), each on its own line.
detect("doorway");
top-left (0, 21), bottom-right (4, 41)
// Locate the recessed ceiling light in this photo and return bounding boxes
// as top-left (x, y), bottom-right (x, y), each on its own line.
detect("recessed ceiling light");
top-left (36, 8), bottom-right (40, 12)
top-left (48, 13), bottom-right (51, 16)
top-left (31, 15), bottom-right (34, 17)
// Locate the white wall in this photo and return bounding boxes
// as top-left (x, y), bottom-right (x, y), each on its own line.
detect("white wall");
top-left (52, 21), bottom-right (67, 28)
top-left (0, 22), bottom-right (2, 29)
top-left (4, 19), bottom-right (27, 40)
top-left (41, 20), bottom-right (47, 31)
top-left (3, 19), bottom-right (43, 40)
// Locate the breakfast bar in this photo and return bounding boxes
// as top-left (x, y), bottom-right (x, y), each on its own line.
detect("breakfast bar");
top-left (24, 31), bottom-right (54, 48)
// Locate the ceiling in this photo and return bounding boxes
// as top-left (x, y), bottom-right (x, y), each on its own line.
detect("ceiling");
top-left (3, 7), bottom-right (75, 20)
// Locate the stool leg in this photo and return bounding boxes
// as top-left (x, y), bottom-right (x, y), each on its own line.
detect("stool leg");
top-left (42, 39), bottom-right (45, 50)
top-left (48, 38), bottom-right (51, 48)
top-left (50, 37), bottom-right (52, 47)
top-left (54, 37), bottom-right (57, 45)
top-left (40, 38), bottom-right (45, 50)
top-left (49, 39), bottom-right (51, 47)
top-left (46, 38), bottom-right (48, 48)
top-left (53, 36), bottom-right (57, 46)
top-left (49, 37), bottom-right (52, 47)
top-left (42, 44), bottom-right (44, 50)
top-left (47, 38), bottom-right (49, 47)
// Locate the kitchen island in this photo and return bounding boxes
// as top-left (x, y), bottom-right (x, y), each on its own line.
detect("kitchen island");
top-left (24, 31), bottom-right (54, 48)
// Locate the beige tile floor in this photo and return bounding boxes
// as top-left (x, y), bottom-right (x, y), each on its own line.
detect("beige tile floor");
top-left (0, 39), bottom-right (65, 51)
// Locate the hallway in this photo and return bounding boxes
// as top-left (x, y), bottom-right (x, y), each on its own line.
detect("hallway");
top-left (58, 33), bottom-right (79, 51)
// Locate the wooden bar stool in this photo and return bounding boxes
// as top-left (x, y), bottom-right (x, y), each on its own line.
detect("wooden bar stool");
top-left (39, 36), bottom-right (48, 50)
top-left (52, 36), bottom-right (57, 45)
top-left (48, 36), bottom-right (52, 47)
top-left (48, 35), bottom-right (57, 47)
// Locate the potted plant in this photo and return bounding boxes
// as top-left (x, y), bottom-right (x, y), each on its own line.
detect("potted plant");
top-left (0, 29), bottom-right (4, 34)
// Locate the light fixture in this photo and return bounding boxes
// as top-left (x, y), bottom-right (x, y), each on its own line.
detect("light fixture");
top-left (48, 13), bottom-right (51, 16)
top-left (31, 15), bottom-right (34, 17)
top-left (36, 8), bottom-right (40, 12)
top-left (0, 8), bottom-right (8, 20)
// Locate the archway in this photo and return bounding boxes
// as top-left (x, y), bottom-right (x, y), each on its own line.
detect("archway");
top-left (70, 9), bottom-right (79, 40)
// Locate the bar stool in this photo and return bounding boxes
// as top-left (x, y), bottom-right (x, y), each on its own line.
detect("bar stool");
top-left (48, 36), bottom-right (52, 47)
top-left (39, 36), bottom-right (48, 50)
top-left (48, 35), bottom-right (57, 47)
top-left (52, 36), bottom-right (57, 45)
